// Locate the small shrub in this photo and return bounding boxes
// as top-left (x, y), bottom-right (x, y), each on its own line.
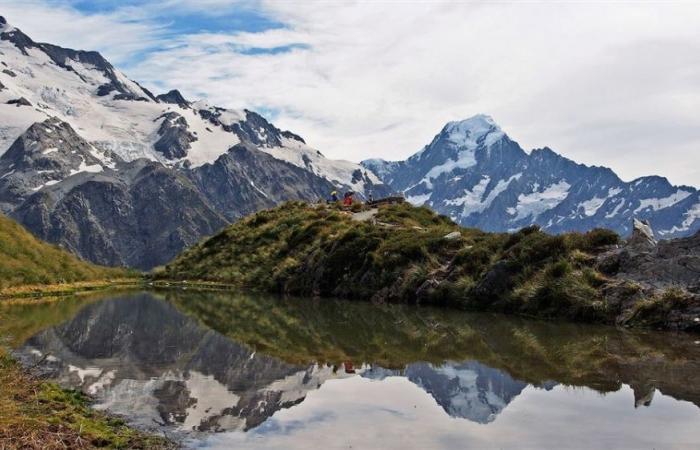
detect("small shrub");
top-left (547, 260), bottom-right (571, 279)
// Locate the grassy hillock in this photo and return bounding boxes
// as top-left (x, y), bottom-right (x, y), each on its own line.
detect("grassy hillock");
top-left (0, 214), bottom-right (131, 293)
top-left (162, 201), bottom-right (633, 324)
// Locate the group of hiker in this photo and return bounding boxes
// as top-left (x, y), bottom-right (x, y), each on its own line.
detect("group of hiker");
top-left (329, 190), bottom-right (356, 206)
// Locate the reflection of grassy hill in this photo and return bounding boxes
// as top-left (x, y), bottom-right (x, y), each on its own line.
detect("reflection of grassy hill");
top-left (162, 201), bottom-right (625, 324)
top-left (0, 214), bottom-right (129, 291)
top-left (165, 289), bottom-right (700, 407)
top-left (0, 295), bottom-right (100, 346)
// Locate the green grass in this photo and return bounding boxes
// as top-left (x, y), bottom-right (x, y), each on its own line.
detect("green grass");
top-left (0, 214), bottom-right (133, 292)
top-left (161, 201), bottom-right (627, 324)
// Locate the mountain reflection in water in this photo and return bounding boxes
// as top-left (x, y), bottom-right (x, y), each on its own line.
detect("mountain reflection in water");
top-left (6, 290), bottom-right (700, 448)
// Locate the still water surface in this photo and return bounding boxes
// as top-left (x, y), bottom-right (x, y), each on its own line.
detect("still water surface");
top-left (2, 290), bottom-right (700, 449)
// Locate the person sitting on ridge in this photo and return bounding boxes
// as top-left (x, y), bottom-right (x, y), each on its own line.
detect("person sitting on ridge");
top-left (330, 190), bottom-right (339, 202)
top-left (343, 191), bottom-right (354, 206)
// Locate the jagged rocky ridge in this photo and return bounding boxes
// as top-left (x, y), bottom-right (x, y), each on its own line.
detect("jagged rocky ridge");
top-left (362, 115), bottom-right (700, 239)
top-left (0, 17), bottom-right (387, 269)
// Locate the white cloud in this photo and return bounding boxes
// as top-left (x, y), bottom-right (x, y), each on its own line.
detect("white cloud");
top-left (2, 1), bottom-right (700, 186)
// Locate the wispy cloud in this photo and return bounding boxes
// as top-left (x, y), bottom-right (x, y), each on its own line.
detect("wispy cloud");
top-left (2, 1), bottom-right (700, 185)
top-left (0, 0), bottom-right (164, 64)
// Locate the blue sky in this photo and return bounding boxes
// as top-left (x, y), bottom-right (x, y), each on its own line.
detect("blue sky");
top-left (50, 0), bottom-right (293, 65)
top-left (2, 0), bottom-right (700, 186)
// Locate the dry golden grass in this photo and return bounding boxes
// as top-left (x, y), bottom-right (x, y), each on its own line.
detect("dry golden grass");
top-left (0, 279), bottom-right (141, 301)
top-left (0, 214), bottom-right (134, 291)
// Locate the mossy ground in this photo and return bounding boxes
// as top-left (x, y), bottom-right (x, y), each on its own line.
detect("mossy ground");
top-left (0, 347), bottom-right (173, 449)
top-left (162, 201), bottom-right (625, 324)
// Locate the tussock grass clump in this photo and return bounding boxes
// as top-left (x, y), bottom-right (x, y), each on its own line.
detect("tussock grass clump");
top-left (626, 288), bottom-right (699, 329)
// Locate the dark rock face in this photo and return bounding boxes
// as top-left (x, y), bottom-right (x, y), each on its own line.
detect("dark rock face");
top-left (6, 96), bottom-right (31, 106)
top-left (189, 143), bottom-right (334, 221)
top-left (197, 108), bottom-right (305, 147)
top-left (12, 160), bottom-right (227, 269)
top-left (603, 222), bottom-right (700, 290)
top-left (0, 117), bottom-right (113, 211)
top-left (156, 89), bottom-right (189, 107)
top-left (154, 112), bottom-right (197, 159)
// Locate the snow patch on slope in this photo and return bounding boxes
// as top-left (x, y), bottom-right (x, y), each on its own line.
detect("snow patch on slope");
top-left (406, 192), bottom-right (432, 206)
top-left (579, 196), bottom-right (606, 217)
top-left (513, 181), bottom-right (571, 220)
top-left (634, 189), bottom-right (693, 214)
top-left (659, 202), bottom-right (700, 235)
top-left (444, 174), bottom-right (521, 218)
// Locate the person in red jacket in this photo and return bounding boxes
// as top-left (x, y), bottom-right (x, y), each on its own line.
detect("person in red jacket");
top-left (343, 191), bottom-right (354, 206)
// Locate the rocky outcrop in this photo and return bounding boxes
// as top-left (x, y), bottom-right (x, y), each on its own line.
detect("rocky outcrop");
top-left (156, 89), bottom-right (190, 108)
top-left (153, 112), bottom-right (197, 159)
top-left (597, 219), bottom-right (700, 331)
top-left (600, 219), bottom-right (700, 290)
top-left (627, 218), bottom-right (657, 250)
top-left (6, 96), bottom-right (31, 106)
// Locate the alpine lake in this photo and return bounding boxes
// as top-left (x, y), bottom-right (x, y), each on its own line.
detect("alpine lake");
top-left (2, 289), bottom-right (699, 449)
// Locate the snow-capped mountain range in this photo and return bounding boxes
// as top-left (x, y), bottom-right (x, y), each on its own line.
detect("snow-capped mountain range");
top-left (1, 14), bottom-right (697, 270)
top-left (0, 17), bottom-right (387, 268)
top-left (363, 114), bottom-right (699, 238)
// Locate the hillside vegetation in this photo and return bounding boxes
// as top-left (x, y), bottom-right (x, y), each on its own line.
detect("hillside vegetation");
top-left (0, 214), bottom-right (129, 291)
top-left (162, 202), bottom-right (641, 324)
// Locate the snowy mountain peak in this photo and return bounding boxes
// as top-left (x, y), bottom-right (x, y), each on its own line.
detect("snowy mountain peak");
top-left (364, 116), bottom-right (700, 239)
top-left (443, 114), bottom-right (504, 148)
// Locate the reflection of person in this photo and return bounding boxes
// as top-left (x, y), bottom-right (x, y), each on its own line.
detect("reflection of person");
top-left (344, 361), bottom-right (356, 374)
